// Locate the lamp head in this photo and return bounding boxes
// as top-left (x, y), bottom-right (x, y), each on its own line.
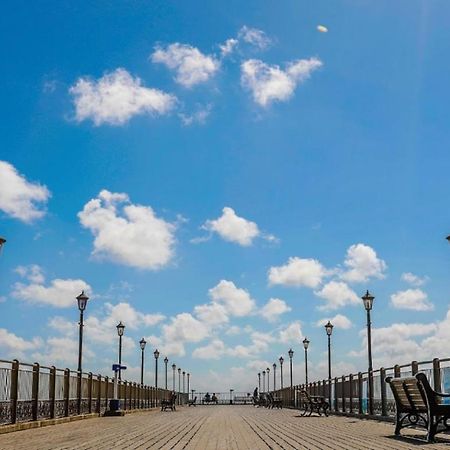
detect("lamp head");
top-left (303, 337), bottom-right (310, 350)
top-left (172, 363), bottom-right (176, 370)
top-left (279, 356), bottom-right (284, 364)
top-left (325, 320), bottom-right (334, 336)
top-left (76, 291), bottom-right (89, 312)
top-left (362, 290), bottom-right (375, 311)
top-left (116, 321), bottom-right (125, 336)
top-left (153, 349), bottom-right (160, 359)
top-left (139, 338), bottom-right (147, 350)
top-left (273, 363), bottom-right (276, 369)
top-left (164, 357), bottom-right (168, 364)
top-left (288, 348), bottom-right (294, 358)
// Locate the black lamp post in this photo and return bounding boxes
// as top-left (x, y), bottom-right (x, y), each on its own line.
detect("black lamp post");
top-left (172, 364), bottom-right (176, 391)
top-left (258, 372), bottom-right (261, 392)
top-left (303, 338), bottom-right (310, 385)
top-left (182, 371), bottom-right (186, 394)
top-left (76, 291), bottom-right (89, 373)
top-left (266, 367), bottom-right (270, 392)
top-left (362, 290), bottom-right (375, 415)
top-left (273, 363), bottom-right (276, 391)
top-left (279, 356), bottom-right (284, 389)
top-left (139, 338), bottom-right (146, 385)
top-left (288, 348), bottom-right (294, 388)
top-left (187, 373), bottom-right (190, 397)
top-left (262, 370), bottom-right (266, 393)
top-left (178, 368), bottom-right (181, 399)
top-left (164, 357), bottom-right (169, 389)
top-left (154, 349), bottom-right (160, 390)
top-left (324, 321), bottom-right (333, 406)
top-left (116, 321), bottom-right (125, 380)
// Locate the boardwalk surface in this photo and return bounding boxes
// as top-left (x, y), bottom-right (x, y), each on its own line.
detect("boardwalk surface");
top-left (0, 406), bottom-right (449, 449)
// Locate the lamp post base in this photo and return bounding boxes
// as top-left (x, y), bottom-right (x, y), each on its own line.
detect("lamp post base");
top-left (104, 399), bottom-right (125, 416)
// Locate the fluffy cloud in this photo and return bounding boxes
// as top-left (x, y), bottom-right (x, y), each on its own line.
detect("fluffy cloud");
top-left (201, 207), bottom-right (271, 246)
top-left (219, 38), bottom-right (238, 57)
top-left (208, 280), bottom-right (256, 316)
top-left (102, 302), bottom-right (165, 329)
top-left (0, 328), bottom-right (42, 357)
top-left (279, 321), bottom-right (303, 344)
top-left (260, 298), bottom-right (291, 322)
top-left (194, 302), bottom-right (229, 325)
top-left (340, 243), bottom-right (387, 283)
top-left (12, 265), bottom-right (91, 308)
top-left (192, 339), bottom-right (227, 359)
top-left (78, 190), bottom-right (176, 270)
top-left (268, 257), bottom-right (326, 288)
top-left (238, 26), bottom-right (272, 50)
top-left (179, 104), bottom-right (212, 126)
top-left (390, 288), bottom-right (434, 311)
top-left (314, 281), bottom-right (360, 311)
top-left (70, 68), bottom-right (176, 125)
top-left (0, 161), bottom-right (50, 223)
top-left (241, 57), bottom-right (322, 107)
top-left (315, 314), bottom-right (352, 330)
top-left (151, 43), bottom-right (220, 88)
top-left (401, 272), bottom-right (429, 287)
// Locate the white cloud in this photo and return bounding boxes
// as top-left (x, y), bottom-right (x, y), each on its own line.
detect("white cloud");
top-left (260, 298), bottom-right (291, 322)
top-left (0, 161), bottom-right (50, 223)
top-left (192, 339), bottom-right (227, 359)
top-left (225, 325), bottom-right (241, 336)
top-left (208, 280), bottom-right (255, 317)
top-left (201, 207), bottom-right (266, 246)
top-left (401, 272), bottom-right (429, 287)
top-left (70, 68), bottom-right (176, 125)
top-left (0, 328), bottom-right (42, 357)
top-left (315, 314), bottom-right (352, 330)
top-left (219, 38), bottom-right (238, 57)
top-left (390, 288), bottom-right (434, 311)
top-left (314, 281), bottom-right (360, 311)
top-left (279, 321), bottom-right (303, 344)
top-left (78, 190), bottom-right (176, 270)
top-left (238, 26), bottom-right (272, 50)
top-left (102, 302), bottom-right (165, 329)
top-left (12, 265), bottom-right (91, 308)
top-left (268, 257), bottom-right (326, 288)
top-left (179, 103), bottom-right (212, 126)
top-left (194, 302), bottom-right (229, 325)
top-left (340, 243), bottom-right (387, 283)
top-left (241, 57), bottom-right (322, 107)
top-left (151, 43), bottom-right (220, 88)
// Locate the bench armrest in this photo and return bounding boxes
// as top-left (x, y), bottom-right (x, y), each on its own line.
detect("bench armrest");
top-left (436, 391), bottom-right (450, 398)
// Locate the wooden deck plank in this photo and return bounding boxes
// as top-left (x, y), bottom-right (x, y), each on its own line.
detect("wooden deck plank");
top-left (0, 406), bottom-right (449, 449)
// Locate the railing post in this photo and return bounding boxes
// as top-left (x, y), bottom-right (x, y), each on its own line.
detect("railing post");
top-left (334, 377), bottom-right (338, 412)
top-left (380, 367), bottom-right (387, 417)
top-left (341, 375), bottom-right (346, 413)
top-left (64, 368), bottom-right (70, 417)
top-left (358, 372), bottom-right (363, 414)
top-left (394, 365), bottom-right (400, 378)
top-left (32, 362), bottom-right (40, 421)
top-left (49, 366), bottom-right (56, 419)
top-left (433, 358), bottom-right (441, 390)
top-left (105, 376), bottom-right (109, 414)
top-left (411, 361), bottom-right (419, 375)
top-left (77, 371), bottom-right (82, 415)
top-left (88, 372), bottom-right (93, 414)
top-left (96, 375), bottom-right (101, 414)
top-left (349, 374), bottom-right (353, 414)
top-left (10, 360), bottom-right (19, 424)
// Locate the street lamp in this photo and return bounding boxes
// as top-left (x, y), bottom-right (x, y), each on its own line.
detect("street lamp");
top-left (182, 371), bottom-right (186, 394)
top-left (303, 338), bottom-right (310, 385)
top-left (446, 235), bottom-right (450, 242)
top-left (154, 349), bottom-right (160, 390)
top-left (76, 291), bottom-right (89, 373)
top-left (262, 370), bottom-right (266, 393)
top-left (273, 363), bottom-right (277, 391)
top-left (178, 368), bottom-right (181, 402)
top-left (266, 367), bottom-right (270, 392)
top-left (362, 289), bottom-right (375, 415)
top-left (324, 321), bottom-right (333, 406)
top-left (164, 357), bottom-right (169, 389)
top-left (116, 321), bottom-right (125, 380)
top-left (279, 356), bottom-right (284, 389)
top-left (258, 372), bottom-right (261, 392)
top-left (288, 348), bottom-right (294, 388)
top-left (139, 338), bottom-right (146, 385)
top-left (172, 364), bottom-right (176, 391)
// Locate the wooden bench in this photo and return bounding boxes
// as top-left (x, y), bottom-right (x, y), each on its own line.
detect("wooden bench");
top-left (386, 373), bottom-right (450, 442)
top-left (188, 396), bottom-right (197, 407)
top-left (299, 390), bottom-right (329, 416)
top-left (161, 393), bottom-right (177, 412)
top-left (267, 392), bottom-right (282, 409)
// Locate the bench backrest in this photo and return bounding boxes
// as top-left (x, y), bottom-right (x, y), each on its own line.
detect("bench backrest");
top-left (386, 376), bottom-right (427, 412)
top-left (299, 390), bottom-right (311, 402)
top-left (416, 372), bottom-right (441, 409)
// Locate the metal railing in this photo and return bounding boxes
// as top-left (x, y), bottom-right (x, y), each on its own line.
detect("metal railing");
top-left (272, 356), bottom-right (450, 419)
top-left (193, 392), bottom-right (253, 405)
top-left (0, 359), bottom-right (189, 426)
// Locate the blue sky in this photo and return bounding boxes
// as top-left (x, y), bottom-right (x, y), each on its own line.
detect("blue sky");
top-left (0, 0), bottom-right (449, 392)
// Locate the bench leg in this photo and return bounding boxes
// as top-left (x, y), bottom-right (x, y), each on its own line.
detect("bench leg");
top-left (394, 410), bottom-right (402, 436)
top-left (427, 416), bottom-right (437, 443)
